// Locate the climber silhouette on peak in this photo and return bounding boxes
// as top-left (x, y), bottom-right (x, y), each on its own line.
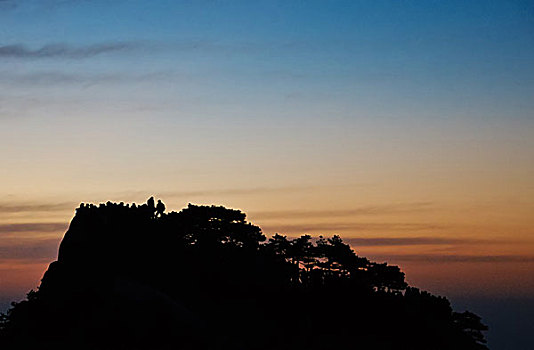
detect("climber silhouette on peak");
top-left (156, 199), bottom-right (165, 217)
top-left (147, 196), bottom-right (155, 211)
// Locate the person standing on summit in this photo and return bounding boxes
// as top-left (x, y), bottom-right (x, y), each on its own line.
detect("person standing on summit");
top-left (156, 200), bottom-right (166, 217)
top-left (147, 197), bottom-right (156, 217)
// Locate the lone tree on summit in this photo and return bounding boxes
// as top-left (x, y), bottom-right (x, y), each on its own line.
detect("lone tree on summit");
top-left (0, 198), bottom-right (488, 350)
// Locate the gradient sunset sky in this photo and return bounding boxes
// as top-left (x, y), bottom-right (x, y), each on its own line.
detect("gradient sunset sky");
top-left (1, 0), bottom-right (533, 333)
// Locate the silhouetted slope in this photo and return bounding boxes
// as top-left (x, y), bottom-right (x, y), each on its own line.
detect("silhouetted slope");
top-left (0, 199), bottom-right (488, 350)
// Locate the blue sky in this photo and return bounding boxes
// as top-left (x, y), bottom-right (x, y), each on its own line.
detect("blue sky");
top-left (1, 0), bottom-right (532, 201)
top-left (1, 0), bottom-right (533, 124)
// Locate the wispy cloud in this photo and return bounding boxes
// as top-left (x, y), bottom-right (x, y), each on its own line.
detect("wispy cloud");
top-left (261, 222), bottom-right (446, 234)
top-left (0, 0), bottom-right (17, 10)
top-left (122, 186), bottom-right (317, 200)
top-left (0, 42), bottom-right (139, 59)
top-left (251, 202), bottom-right (433, 220)
top-left (0, 223), bottom-right (68, 234)
top-left (0, 237), bottom-right (60, 261)
top-left (343, 237), bottom-right (496, 247)
top-left (0, 70), bottom-right (178, 87)
top-left (0, 0), bottom-right (92, 11)
top-left (0, 38), bottom-right (348, 61)
top-left (0, 202), bottom-right (74, 213)
top-left (370, 254), bottom-right (534, 263)
top-left (0, 40), bottom-right (233, 61)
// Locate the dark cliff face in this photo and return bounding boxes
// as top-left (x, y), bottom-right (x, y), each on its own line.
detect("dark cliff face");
top-left (1, 199), bottom-right (489, 350)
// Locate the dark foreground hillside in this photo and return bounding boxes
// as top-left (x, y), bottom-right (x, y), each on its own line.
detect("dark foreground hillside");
top-left (0, 199), bottom-right (488, 350)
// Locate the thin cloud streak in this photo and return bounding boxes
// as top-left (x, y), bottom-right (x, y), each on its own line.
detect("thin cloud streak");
top-left (123, 186), bottom-right (318, 200)
top-left (370, 254), bottom-right (534, 263)
top-left (0, 40), bottom-right (226, 60)
top-left (0, 38), bottom-right (358, 61)
top-left (343, 237), bottom-right (497, 247)
top-left (0, 202), bottom-right (74, 213)
top-left (0, 238), bottom-right (60, 260)
top-left (0, 42), bottom-right (139, 59)
top-left (251, 202), bottom-right (434, 220)
top-left (0, 0), bottom-right (16, 10)
top-left (0, 223), bottom-right (68, 234)
top-left (0, 0), bottom-right (91, 11)
top-left (0, 71), bottom-right (180, 87)
top-left (0, 257), bottom-right (52, 265)
top-left (261, 222), bottom-right (446, 233)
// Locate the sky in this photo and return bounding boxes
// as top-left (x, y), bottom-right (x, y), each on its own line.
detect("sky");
top-left (1, 0), bottom-right (534, 347)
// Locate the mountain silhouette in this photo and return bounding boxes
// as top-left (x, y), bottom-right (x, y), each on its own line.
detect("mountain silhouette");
top-left (0, 198), bottom-right (488, 349)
